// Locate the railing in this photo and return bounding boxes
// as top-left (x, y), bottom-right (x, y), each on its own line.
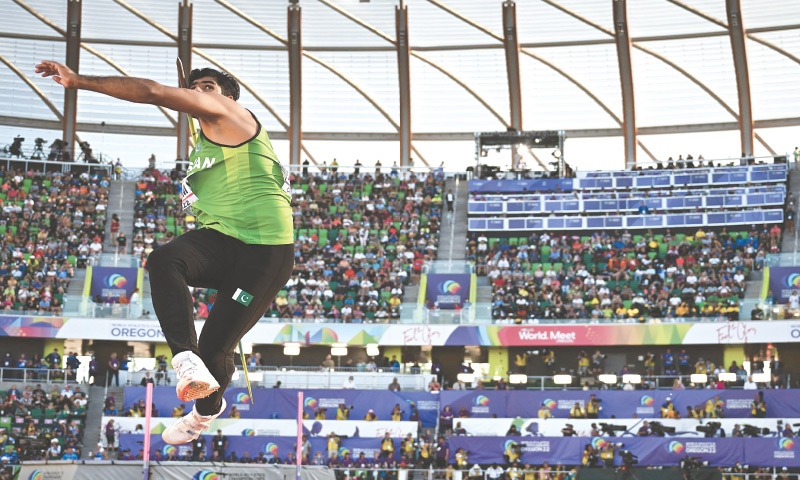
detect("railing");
top-left (126, 367), bottom-right (428, 390)
top-left (13, 299), bottom-right (759, 324)
top-left (0, 367), bottom-right (80, 385)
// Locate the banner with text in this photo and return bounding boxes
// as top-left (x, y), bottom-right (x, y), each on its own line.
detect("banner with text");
top-left (439, 389), bottom-right (800, 419)
top-left (124, 386), bottom-right (440, 428)
top-left (425, 274), bottom-right (471, 309)
top-left (767, 267), bottom-right (800, 303)
top-left (89, 266), bottom-right (139, 302)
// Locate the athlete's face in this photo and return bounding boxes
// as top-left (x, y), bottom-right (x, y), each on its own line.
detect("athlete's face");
top-left (190, 76), bottom-right (224, 96)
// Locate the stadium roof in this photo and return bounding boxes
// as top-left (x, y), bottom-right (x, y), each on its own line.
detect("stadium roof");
top-left (0, 0), bottom-right (799, 170)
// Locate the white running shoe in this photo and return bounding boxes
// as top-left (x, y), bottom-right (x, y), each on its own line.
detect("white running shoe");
top-left (172, 351), bottom-right (220, 402)
top-left (162, 399), bottom-right (226, 445)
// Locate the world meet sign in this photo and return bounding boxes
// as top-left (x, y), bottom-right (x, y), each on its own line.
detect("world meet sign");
top-left (425, 273), bottom-right (471, 309)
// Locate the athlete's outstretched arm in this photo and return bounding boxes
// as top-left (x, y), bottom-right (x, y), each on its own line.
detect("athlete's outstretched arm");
top-left (35, 60), bottom-right (233, 122)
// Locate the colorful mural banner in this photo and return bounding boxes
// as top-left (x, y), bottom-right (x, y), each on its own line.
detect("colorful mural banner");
top-left (4, 315), bottom-right (800, 346)
top-left (124, 386), bottom-right (441, 428)
top-left (439, 389), bottom-right (800, 419)
top-left (425, 274), bottom-right (471, 309)
top-left (89, 266), bottom-right (139, 302)
top-left (765, 266), bottom-right (800, 303)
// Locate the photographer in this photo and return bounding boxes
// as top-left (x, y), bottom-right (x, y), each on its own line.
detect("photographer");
top-left (561, 424), bottom-right (576, 437)
top-left (315, 407), bottom-right (327, 420)
top-left (364, 409), bottom-right (378, 421)
top-left (750, 392), bottom-right (767, 418)
top-left (504, 440), bottom-right (521, 464)
top-left (380, 432), bottom-right (395, 459)
top-left (327, 433), bottom-right (340, 461)
top-left (336, 403), bottom-right (352, 420)
top-left (586, 394), bottom-right (601, 419)
top-left (600, 443), bottom-right (618, 468)
top-left (582, 444), bottom-right (599, 468)
top-left (391, 404), bottom-right (404, 421)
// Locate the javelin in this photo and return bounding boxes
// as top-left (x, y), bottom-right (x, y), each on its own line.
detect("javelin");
top-left (239, 343), bottom-right (254, 404)
top-left (176, 57), bottom-right (197, 143)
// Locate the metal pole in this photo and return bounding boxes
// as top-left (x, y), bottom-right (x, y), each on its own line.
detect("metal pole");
top-left (143, 381), bottom-right (153, 480)
top-left (296, 391), bottom-right (303, 480)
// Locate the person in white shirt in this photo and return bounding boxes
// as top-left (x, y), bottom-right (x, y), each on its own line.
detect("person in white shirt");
top-left (486, 464), bottom-right (504, 480)
top-left (342, 376), bottom-right (356, 390)
top-left (743, 376), bottom-right (758, 390)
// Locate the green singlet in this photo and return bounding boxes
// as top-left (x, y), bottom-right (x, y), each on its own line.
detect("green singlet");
top-left (184, 116), bottom-right (293, 245)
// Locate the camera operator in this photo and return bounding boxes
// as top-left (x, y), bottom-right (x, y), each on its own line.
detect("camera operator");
top-left (561, 424), bottom-right (577, 437)
top-left (9, 136), bottom-right (23, 158)
top-left (314, 407), bottom-right (327, 420)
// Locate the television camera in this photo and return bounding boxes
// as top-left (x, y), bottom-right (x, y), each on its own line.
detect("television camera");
top-left (695, 422), bottom-right (723, 438)
top-left (616, 449), bottom-right (639, 480)
top-left (619, 449), bottom-right (638, 468)
top-left (600, 422), bottom-right (627, 437)
top-left (650, 421), bottom-right (676, 437)
top-left (9, 136), bottom-right (24, 158)
top-left (741, 424), bottom-right (771, 437)
top-left (680, 455), bottom-right (709, 480)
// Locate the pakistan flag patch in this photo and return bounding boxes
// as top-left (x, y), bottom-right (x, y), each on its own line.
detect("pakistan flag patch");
top-left (232, 288), bottom-right (253, 306)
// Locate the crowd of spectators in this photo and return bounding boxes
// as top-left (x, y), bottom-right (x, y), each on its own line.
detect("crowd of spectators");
top-left (0, 382), bottom-right (87, 461)
top-left (274, 167), bottom-right (443, 323)
top-left (469, 226), bottom-right (781, 323)
top-left (129, 164), bottom-right (444, 322)
top-left (0, 168), bottom-right (110, 315)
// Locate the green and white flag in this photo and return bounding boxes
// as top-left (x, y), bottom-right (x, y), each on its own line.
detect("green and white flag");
top-left (232, 288), bottom-right (253, 306)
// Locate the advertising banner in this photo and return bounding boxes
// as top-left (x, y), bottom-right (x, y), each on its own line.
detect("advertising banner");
top-left (118, 435), bottom-right (800, 468)
top-left (89, 266), bottom-right (139, 302)
top-left (766, 266), bottom-right (800, 303)
top-left (425, 274), bottom-right (471, 309)
top-left (439, 390), bottom-right (800, 419)
top-left (3, 315), bottom-right (800, 347)
top-left (124, 386), bottom-right (440, 428)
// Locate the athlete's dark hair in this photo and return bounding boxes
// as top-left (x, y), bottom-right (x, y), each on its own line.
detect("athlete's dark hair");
top-left (187, 67), bottom-right (240, 101)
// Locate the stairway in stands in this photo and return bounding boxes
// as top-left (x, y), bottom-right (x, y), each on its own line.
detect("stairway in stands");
top-left (82, 385), bottom-right (125, 459)
top-left (65, 178), bottom-right (137, 299)
top-left (744, 165), bottom-right (800, 307)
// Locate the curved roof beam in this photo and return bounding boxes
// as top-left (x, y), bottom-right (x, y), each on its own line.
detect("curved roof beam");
top-left (0, 54), bottom-right (62, 119)
top-left (318, 0), bottom-right (508, 127)
top-left (13, 0), bottom-right (178, 127)
top-left (213, 0), bottom-right (399, 133)
top-left (426, 0), bottom-right (660, 162)
top-left (540, 0), bottom-right (774, 155)
top-left (112, 0), bottom-right (324, 163)
top-left (667, 0), bottom-right (800, 66)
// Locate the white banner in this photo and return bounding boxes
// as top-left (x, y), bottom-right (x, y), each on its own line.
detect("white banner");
top-left (104, 416), bottom-right (418, 438)
top-left (458, 417), bottom-right (792, 437)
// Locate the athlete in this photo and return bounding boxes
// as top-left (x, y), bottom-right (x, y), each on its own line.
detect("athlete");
top-left (35, 60), bottom-right (294, 444)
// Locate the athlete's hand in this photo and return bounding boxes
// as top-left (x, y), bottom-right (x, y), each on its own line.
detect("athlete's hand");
top-left (35, 60), bottom-right (79, 88)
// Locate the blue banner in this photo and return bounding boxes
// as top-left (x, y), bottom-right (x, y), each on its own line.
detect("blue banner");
top-left (425, 274), bottom-right (471, 309)
top-left (120, 434), bottom-right (399, 463)
top-left (124, 387), bottom-right (440, 428)
top-left (90, 266), bottom-right (138, 302)
top-left (767, 266), bottom-right (800, 303)
top-left (439, 390), bottom-right (800, 419)
top-left (120, 435), bottom-right (800, 468)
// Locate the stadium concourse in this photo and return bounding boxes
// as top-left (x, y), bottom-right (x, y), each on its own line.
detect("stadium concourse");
top-left (0, 152), bottom-right (794, 480)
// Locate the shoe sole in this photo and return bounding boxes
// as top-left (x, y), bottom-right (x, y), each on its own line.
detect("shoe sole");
top-left (177, 379), bottom-right (220, 402)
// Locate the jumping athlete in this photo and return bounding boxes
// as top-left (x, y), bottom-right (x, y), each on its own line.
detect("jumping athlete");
top-left (35, 60), bottom-right (295, 444)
